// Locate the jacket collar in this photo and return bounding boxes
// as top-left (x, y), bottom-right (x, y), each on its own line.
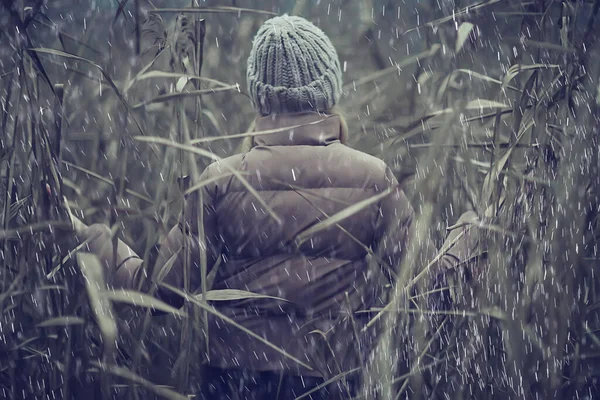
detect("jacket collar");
top-left (253, 112), bottom-right (341, 146)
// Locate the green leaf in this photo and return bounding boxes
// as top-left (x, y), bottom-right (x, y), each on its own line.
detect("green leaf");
top-left (189, 119), bottom-right (331, 145)
top-left (412, 99), bottom-right (509, 122)
top-left (509, 39), bottom-right (576, 54)
top-left (175, 76), bottom-right (188, 92)
top-left (0, 221), bottom-right (72, 239)
top-left (122, 51), bottom-right (164, 93)
top-left (131, 86), bottom-right (240, 109)
top-left (512, 70), bottom-right (538, 141)
top-left (454, 69), bottom-right (521, 91)
top-left (153, 248), bottom-right (181, 284)
top-left (464, 99), bottom-right (510, 110)
top-left (61, 160), bottom-right (154, 204)
top-left (126, 70), bottom-right (230, 91)
top-left (37, 316), bottom-right (85, 327)
top-left (76, 253), bottom-right (117, 355)
top-left (455, 22), bottom-right (474, 53)
top-left (197, 289), bottom-right (289, 302)
top-left (47, 233), bottom-right (100, 279)
top-left (480, 99), bottom-right (532, 208)
top-left (104, 290), bottom-right (186, 317)
top-left (7, 195), bottom-right (29, 222)
top-left (502, 63), bottom-right (559, 89)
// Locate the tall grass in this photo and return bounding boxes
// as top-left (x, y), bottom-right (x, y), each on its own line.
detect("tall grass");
top-left (0, 0), bottom-right (599, 399)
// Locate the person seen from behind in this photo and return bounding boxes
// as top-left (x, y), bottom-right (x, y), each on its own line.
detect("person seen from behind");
top-left (74, 14), bottom-right (478, 400)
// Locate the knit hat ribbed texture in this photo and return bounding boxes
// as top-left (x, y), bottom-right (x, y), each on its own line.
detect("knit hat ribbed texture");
top-left (247, 14), bottom-right (343, 116)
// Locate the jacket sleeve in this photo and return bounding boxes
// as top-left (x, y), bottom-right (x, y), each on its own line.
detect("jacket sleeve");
top-left (77, 223), bottom-right (144, 290)
top-left (152, 167), bottom-right (222, 308)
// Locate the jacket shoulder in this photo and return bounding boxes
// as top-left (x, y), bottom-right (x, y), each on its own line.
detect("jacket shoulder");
top-left (335, 145), bottom-right (392, 186)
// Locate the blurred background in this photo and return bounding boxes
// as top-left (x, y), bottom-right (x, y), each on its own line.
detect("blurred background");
top-left (1, 0), bottom-right (600, 398)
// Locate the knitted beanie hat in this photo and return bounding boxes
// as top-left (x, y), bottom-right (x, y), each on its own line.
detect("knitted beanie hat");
top-left (246, 14), bottom-right (343, 116)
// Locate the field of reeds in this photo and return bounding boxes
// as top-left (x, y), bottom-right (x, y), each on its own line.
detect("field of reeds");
top-left (0, 0), bottom-right (599, 398)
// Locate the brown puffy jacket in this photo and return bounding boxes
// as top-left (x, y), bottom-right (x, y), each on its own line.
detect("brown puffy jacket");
top-left (81, 111), bottom-right (477, 377)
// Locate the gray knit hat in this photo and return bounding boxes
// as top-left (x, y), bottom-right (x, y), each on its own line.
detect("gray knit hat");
top-left (246, 14), bottom-right (343, 116)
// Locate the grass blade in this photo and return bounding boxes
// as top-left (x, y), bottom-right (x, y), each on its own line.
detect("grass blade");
top-left (159, 283), bottom-right (313, 371)
top-left (294, 187), bottom-right (391, 246)
top-left (37, 316), bottom-right (85, 327)
top-left (134, 136), bottom-right (282, 225)
top-left (405, 0), bottom-right (502, 33)
top-left (29, 48), bottom-right (148, 138)
top-left (76, 253), bottom-right (117, 356)
top-left (197, 289), bottom-right (289, 302)
top-left (0, 221), bottom-right (72, 239)
top-left (131, 85), bottom-right (241, 109)
top-left (343, 45), bottom-right (440, 91)
top-left (148, 6), bottom-right (277, 16)
top-left (189, 120), bottom-right (327, 144)
top-left (455, 22), bottom-right (474, 53)
top-left (104, 290), bottom-right (187, 317)
top-left (125, 70), bottom-right (231, 92)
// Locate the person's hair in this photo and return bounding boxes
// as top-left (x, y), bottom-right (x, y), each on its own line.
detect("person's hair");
top-left (328, 106), bottom-right (349, 145)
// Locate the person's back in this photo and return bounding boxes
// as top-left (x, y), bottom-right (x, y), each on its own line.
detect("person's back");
top-left (169, 110), bottom-right (406, 378)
